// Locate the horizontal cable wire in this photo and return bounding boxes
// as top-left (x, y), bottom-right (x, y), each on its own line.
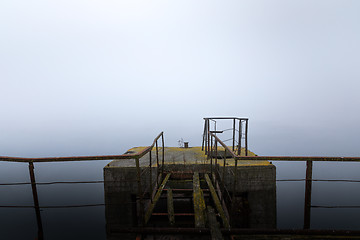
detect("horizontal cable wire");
top-left (0, 202), bottom-right (147, 208)
top-left (277, 179), bottom-right (360, 183)
top-left (0, 181), bottom-right (105, 186)
top-left (2, 178), bottom-right (360, 187)
top-left (222, 128), bottom-right (233, 132)
top-left (0, 204), bottom-right (106, 208)
top-left (3, 204), bottom-right (360, 209)
top-left (312, 205), bottom-right (360, 208)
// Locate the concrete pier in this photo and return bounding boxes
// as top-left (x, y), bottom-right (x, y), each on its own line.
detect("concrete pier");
top-left (104, 146), bottom-right (276, 239)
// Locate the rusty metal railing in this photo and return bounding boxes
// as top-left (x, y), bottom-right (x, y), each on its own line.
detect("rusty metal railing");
top-left (202, 117), bottom-right (249, 216)
top-left (202, 117), bottom-right (249, 156)
top-left (0, 131), bottom-right (165, 239)
top-left (202, 117), bottom-right (360, 230)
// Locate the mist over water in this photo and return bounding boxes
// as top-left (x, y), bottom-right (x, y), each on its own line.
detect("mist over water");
top-left (1, 0), bottom-right (360, 239)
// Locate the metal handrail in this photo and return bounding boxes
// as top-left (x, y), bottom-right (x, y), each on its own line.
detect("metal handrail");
top-left (209, 132), bottom-right (237, 158)
top-left (209, 131), bottom-right (360, 162)
top-left (0, 132), bottom-right (166, 238)
top-left (204, 117), bottom-right (248, 120)
top-left (0, 131), bottom-right (164, 163)
top-left (202, 117), bottom-right (249, 156)
top-left (204, 117), bottom-right (360, 231)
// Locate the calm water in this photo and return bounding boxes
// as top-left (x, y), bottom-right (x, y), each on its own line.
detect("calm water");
top-left (1, 160), bottom-right (360, 239)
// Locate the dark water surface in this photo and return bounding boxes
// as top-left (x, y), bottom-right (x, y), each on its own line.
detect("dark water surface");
top-left (1, 160), bottom-right (360, 239)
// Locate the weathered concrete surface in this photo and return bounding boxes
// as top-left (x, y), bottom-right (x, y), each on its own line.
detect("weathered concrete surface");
top-left (104, 147), bottom-right (276, 239)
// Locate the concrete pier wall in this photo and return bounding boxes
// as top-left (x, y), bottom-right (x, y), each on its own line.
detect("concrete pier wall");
top-left (104, 147), bottom-right (276, 239)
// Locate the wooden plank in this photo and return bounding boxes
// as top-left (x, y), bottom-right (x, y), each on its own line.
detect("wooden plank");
top-left (145, 173), bottom-right (171, 224)
top-left (207, 206), bottom-right (224, 240)
top-left (205, 173), bottom-right (230, 229)
top-left (167, 188), bottom-right (175, 226)
top-left (193, 172), bottom-right (206, 228)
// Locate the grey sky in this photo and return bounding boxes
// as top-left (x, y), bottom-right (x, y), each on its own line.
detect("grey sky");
top-left (1, 1), bottom-right (359, 157)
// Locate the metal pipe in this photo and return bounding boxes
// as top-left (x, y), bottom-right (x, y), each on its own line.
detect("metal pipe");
top-left (221, 149), bottom-right (227, 202)
top-left (149, 150), bottom-right (152, 203)
top-left (304, 160), bottom-right (313, 229)
top-left (162, 134), bottom-right (165, 178)
top-left (235, 156), bottom-right (360, 162)
top-left (207, 119), bottom-right (210, 157)
top-left (205, 119), bottom-right (208, 154)
top-left (209, 131), bottom-right (360, 162)
top-left (232, 155), bottom-right (238, 199)
top-left (210, 134), bottom-right (237, 158)
top-left (232, 119), bottom-right (235, 151)
top-left (245, 120), bottom-right (248, 156)
top-left (156, 141), bottom-right (159, 186)
top-left (210, 135), bottom-right (213, 176)
top-left (202, 119), bottom-right (206, 151)
top-left (237, 120), bottom-right (241, 156)
top-left (1, 132), bottom-right (165, 163)
top-left (203, 117), bottom-right (248, 120)
top-left (28, 162), bottom-right (44, 240)
top-left (215, 140), bottom-right (218, 174)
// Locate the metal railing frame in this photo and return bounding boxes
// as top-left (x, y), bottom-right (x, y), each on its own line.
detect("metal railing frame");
top-left (202, 117), bottom-right (360, 230)
top-left (0, 132), bottom-right (165, 238)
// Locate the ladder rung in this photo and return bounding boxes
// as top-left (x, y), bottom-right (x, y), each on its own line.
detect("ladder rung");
top-left (144, 173), bottom-right (171, 224)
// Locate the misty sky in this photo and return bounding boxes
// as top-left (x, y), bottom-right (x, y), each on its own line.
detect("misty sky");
top-left (1, 0), bottom-right (359, 157)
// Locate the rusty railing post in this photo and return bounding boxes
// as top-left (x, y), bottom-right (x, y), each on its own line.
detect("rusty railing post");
top-left (204, 119), bottom-right (208, 154)
top-left (238, 120), bottom-right (242, 155)
top-left (28, 162), bottom-right (44, 240)
top-left (161, 134), bottom-right (165, 178)
top-left (215, 139), bottom-right (218, 172)
top-left (210, 134), bottom-right (213, 176)
top-left (202, 119), bottom-right (207, 151)
top-left (207, 119), bottom-right (210, 157)
top-left (304, 160), bottom-right (313, 229)
top-left (232, 118), bottom-right (235, 151)
top-left (156, 141), bottom-right (159, 186)
top-left (245, 119), bottom-right (248, 156)
top-left (221, 148), bottom-right (227, 202)
top-left (233, 156), bottom-right (238, 198)
top-left (149, 150), bottom-right (153, 203)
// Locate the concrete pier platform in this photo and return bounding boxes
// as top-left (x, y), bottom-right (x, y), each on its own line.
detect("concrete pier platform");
top-left (104, 147), bottom-right (276, 239)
